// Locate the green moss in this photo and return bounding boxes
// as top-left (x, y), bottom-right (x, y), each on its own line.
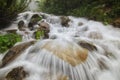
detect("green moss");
top-left (0, 33), bottom-right (22, 53)
top-left (35, 30), bottom-right (45, 40)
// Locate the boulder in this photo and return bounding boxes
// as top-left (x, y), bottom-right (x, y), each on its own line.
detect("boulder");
top-left (0, 41), bottom-right (36, 68)
top-left (38, 22), bottom-right (50, 39)
top-left (40, 39), bottom-right (88, 66)
top-left (18, 20), bottom-right (26, 31)
top-left (30, 14), bottom-right (42, 24)
top-left (87, 31), bottom-right (103, 39)
top-left (5, 66), bottom-right (28, 80)
top-left (28, 22), bottom-right (34, 31)
top-left (60, 16), bottom-right (70, 27)
top-left (78, 22), bottom-right (84, 26)
top-left (28, 14), bottom-right (42, 30)
top-left (77, 41), bottom-right (97, 51)
top-left (113, 18), bottom-right (120, 28)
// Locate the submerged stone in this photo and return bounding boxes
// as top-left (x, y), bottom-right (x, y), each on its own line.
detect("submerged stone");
top-left (0, 41), bottom-right (36, 68)
top-left (30, 14), bottom-right (42, 24)
top-left (78, 22), bottom-right (84, 26)
top-left (78, 41), bottom-right (97, 51)
top-left (60, 16), bottom-right (70, 27)
top-left (5, 66), bottom-right (28, 80)
top-left (87, 31), bottom-right (103, 39)
top-left (18, 20), bottom-right (26, 31)
top-left (40, 39), bottom-right (88, 66)
top-left (28, 14), bottom-right (42, 30)
top-left (38, 21), bottom-right (50, 39)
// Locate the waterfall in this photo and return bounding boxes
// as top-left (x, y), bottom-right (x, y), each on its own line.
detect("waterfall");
top-left (0, 11), bottom-right (120, 80)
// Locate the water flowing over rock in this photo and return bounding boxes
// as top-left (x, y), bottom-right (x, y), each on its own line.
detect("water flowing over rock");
top-left (39, 39), bottom-right (88, 66)
top-left (1, 11), bottom-right (120, 80)
top-left (60, 16), bottom-right (70, 27)
top-left (18, 20), bottom-right (26, 31)
top-left (77, 40), bottom-right (97, 51)
top-left (0, 41), bottom-right (36, 68)
top-left (38, 21), bottom-right (50, 38)
top-left (5, 66), bottom-right (28, 80)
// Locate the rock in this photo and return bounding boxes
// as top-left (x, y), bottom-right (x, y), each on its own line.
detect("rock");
top-left (18, 20), bottom-right (26, 31)
top-left (23, 14), bottom-right (29, 19)
top-left (0, 41), bottom-right (36, 68)
top-left (40, 39), bottom-right (88, 66)
top-left (78, 22), bottom-right (84, 26)
top-left (6, 29), bottom-right (17, 33)
top-left (5, 66), bottom-right (28, 80)
top-left (57, 74), bottom-right (69, 80)
top-left (38, 22), bottom-right (50, 39)
top-left (30, 14), bottom-right (42, 24)
top-left (77, 41), bottom-right (97, 51)
top-left (98, 58), bottom-right (109, 70)
top-left (87, 31), bottom-right (103, 39)
top-left (60, 16), bottom-right (70, 27)
top-left (28, 22), bottom-right (34, 30)
top-left (113, 18), bottom-right (120, 28)
top-left (28, 14), bottom-right (42, 30)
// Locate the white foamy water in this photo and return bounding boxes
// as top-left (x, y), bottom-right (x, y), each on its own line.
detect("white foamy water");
top-left (0, 11), bottom-right (120, 80)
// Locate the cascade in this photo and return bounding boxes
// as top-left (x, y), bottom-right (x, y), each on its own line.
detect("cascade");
top-left (0, 11), bottom-right (120, 80)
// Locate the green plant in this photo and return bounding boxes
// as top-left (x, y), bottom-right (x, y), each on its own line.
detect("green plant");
top-left (35, 30), bottom-right (45, 40)
top-left (0, 0), bottom-right (31, 29)
top-left (39, 0), bottom-right (120, 25)
top-left (0, 33), bottom-right (22, 53)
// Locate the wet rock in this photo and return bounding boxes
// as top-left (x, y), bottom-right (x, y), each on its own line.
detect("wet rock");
top-left (49, 35), bottom-right (57, 39)
top-left (30, 14), bottom-right (42, 24)
top-left (38, 22), bottom-right (50, 39)
top-left (87, 31), bottom-right (103, 39)
top-left (40, 40), bottom-right (88, 66)
top-left (28, 14), bottom-right (42, 30)
top-left (113, 18), bottom-right (120, 28)
top-left (57, 74), bottom-right (69, 80)
top-left (98, 58), bottom-right (109, 70)
top-left (77, 41), bottom-right (97, 51)
top-left (43, 72), bottom-right (69, 80)
top-left (18, 20), bottom-right (26, 31)
top-left (78, 22), bottom-right (84, 26)
top-left (0, 41), bottom-right (36, 68)
top-left (6, 29), bottom-right (17, 33)
top-left (5, 66), bottom-right (28, 80)
top-left (60, 16), bottom-right (70, 27)
top-left (28, 22), bottom-right (34, 30)
top-left (23, 14), bottom-right (29, 19)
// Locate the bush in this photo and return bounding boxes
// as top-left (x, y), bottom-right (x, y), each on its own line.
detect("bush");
top-left (0, 33), bottom-right (22, 53)
top-left (39, 0), bottom-right (120, 24)
top-left (0, 0), bottom-right (31, 29)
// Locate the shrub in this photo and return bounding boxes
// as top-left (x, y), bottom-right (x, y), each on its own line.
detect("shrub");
top-left (39, 0), bottom-right (120, 24)
top-left (0, 0), bottom-right (31, 29)
top-left (0, 33), bottom-right (22, 53)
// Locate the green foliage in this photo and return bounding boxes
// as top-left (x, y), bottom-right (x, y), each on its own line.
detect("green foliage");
top-left (0, 33), bottom-right (22, 53)
top-left (39, 0), bottom-right (81, 15)
top-left (39, 0), bottom-right (120, 24)
top-left (0, 0), bottom-right (31, 29)
top-left (35, 30), bottom-right (45, 40)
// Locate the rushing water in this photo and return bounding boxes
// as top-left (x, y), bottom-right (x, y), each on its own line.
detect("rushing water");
top-left (0, 11), bottom-right (120, 80)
